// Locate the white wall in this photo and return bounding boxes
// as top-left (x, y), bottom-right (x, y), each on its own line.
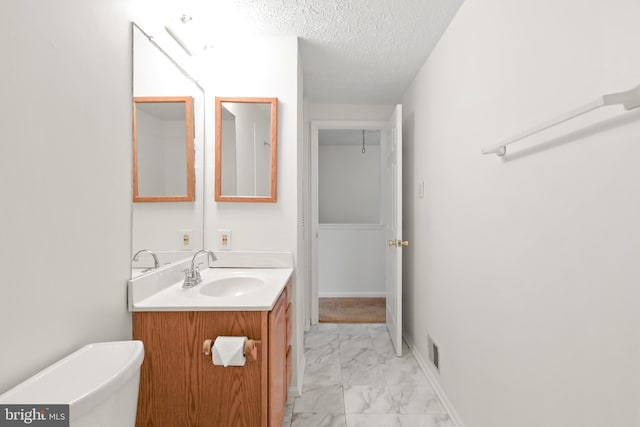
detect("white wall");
top-left (221, 117), bottom-right (237, 195)
top-left (0, 0), bottom-right (133, 392)
top-left (203, 36), bottom-right (299, 255)
top-left (136, 109), bottom-right (166, 195)
top-left (318, 225), bottom-right (386, 297)
top-left (308, 104), bottom-right (394, 122)
top-left (163, 120), bottom-right (188, 195)
top-left (316, 126), bottom-right (384, 297)
top-left (402, 1), bottom-right (640, 426)
top-left (136, 114), bottom-right (187, 196)
top-left (254, 114), bottom-right (272, 197)
top-left (202, 35), bottom-right (302, 391)
top-left (319, 144), bottom-right (380, 224)
top-left (232, 103), bottom-right (258, 196)
top-left (132, 25), bottom-right (205, 253)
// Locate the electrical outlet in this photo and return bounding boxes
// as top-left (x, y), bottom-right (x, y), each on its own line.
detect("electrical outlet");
top-left (216, 229), bottom-right (232, 251)
top-left (180, 229), bottom-right (193, 250)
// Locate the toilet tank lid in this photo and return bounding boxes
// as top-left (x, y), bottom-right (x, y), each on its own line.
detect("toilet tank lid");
top-left (0, 340), bottom-right (144, 405)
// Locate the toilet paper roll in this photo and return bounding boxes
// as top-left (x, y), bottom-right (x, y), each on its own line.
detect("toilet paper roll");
top-left (212, 336), bottom-right (247, 367)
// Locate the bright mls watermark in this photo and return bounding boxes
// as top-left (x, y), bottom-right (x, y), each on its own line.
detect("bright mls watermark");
top-left (0, 405), bottom-right (69, 426)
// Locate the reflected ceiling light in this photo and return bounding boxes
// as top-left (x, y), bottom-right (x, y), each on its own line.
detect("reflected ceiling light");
top-left (165, 14), bottom-right (206, 56)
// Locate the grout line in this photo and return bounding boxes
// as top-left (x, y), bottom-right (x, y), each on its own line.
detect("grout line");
top-left (303, 324), bottom-right (461, 427)
top-left (338, 327), bottom-right (346, 421)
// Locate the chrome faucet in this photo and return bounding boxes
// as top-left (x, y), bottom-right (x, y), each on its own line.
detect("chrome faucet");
top-left (132, 249), bottom-right (160, 270)
top-left (183, 249), bottom-right (217, 288)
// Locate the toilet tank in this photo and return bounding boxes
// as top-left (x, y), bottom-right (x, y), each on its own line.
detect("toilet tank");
top-left (0, 340), bottom-right (144, 427)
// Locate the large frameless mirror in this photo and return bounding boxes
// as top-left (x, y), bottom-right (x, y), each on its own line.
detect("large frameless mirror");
top-left (131, 22), bottom-right (204, 278)
top-left (215, 97), bottom-right (278, 202)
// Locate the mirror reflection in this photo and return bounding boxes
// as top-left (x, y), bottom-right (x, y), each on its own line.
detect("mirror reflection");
top-left (133, 96), bottom-right (195, 202)
top-left (215, 97), bottom-right (277, 202)
top-left (131, 23), bottom-right (204, 277)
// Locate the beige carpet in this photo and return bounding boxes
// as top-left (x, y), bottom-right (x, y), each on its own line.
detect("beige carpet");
top-left (319, 298), bottom-right (386, 323)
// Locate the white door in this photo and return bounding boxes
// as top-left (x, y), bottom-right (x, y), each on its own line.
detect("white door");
top-left (385, 104), bottom-right (404, 356)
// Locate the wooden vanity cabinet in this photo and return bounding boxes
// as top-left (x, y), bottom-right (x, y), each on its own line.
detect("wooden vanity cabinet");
top-left (268, 289), bottom-right (287, 427)
top-left (133, 278), bottom-right (292, 427)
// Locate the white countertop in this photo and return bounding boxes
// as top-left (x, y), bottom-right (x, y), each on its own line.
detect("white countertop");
top-left (131, 267), bottom-right (293, 311)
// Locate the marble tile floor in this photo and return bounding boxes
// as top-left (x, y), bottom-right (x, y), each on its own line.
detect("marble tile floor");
top-left (281, 323), bottom-right (455, 427)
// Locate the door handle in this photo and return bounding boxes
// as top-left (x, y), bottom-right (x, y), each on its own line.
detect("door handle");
top-left (389, 240), bottom-right (409, 247)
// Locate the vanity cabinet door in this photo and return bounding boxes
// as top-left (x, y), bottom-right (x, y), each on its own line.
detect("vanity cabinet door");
top-left (268, 289), bottom-right (287, 427)
top-left (285, 279), bottom-right (293, 387)
top-left (133, 311), bottom-right (266, 427)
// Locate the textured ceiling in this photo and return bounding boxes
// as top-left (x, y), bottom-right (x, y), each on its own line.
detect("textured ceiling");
top-left (183, 0), bottom-right (464, 104)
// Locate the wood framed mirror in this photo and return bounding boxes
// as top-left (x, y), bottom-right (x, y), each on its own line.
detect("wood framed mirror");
top-left (133, 96), bottom-right (195, 202)
top-left (215, 97), bottom-right (278, 202)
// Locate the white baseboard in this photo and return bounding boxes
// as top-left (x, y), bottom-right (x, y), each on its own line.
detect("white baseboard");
top-left (289, 354), bottom-right (305, 398)
top-left (318, 292), bottom-right (386, 298)
top-left (403, 333), bottom-right (467, 427)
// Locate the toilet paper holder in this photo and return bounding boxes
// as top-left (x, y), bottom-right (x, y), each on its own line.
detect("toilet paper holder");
top-left (202, 338), bottom-right (260, 362)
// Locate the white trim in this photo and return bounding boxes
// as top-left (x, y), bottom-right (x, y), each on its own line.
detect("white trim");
top-left (311, 122), bottom-right (319, 324)
top-left (312, 120), bottom-right (388, 130)
top-left (319, 223), bottom-right (384, 230)
top-left (290, 354), bottom-right (304, 398)
top-left (319, 292), bottom-right (386, 298)
top-left (404, 333), bottom-right (467, 427)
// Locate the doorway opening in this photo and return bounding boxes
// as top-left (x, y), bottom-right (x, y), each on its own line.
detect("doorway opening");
top-left (311, 124), bottom-right (387, 324)
top-left (310, 105), bottom-right (403, 355)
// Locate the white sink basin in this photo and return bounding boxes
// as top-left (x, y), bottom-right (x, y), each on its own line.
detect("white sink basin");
top-left (198, 276), bottom-right (266, 297)
top-left (129, 263), bottom-right (293, 311)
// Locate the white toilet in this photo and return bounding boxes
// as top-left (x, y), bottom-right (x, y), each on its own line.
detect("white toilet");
top-left (0, 340), bottom-right (144, 427)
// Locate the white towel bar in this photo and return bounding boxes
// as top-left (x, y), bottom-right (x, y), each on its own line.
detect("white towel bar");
top-left (482, 84), bottom-right (640, 156)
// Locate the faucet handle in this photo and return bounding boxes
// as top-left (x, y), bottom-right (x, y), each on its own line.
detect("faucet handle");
top-left (182, 269), bottom-right (195, 289)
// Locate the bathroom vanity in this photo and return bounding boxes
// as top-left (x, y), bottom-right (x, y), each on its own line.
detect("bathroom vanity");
top-left (128, 254), bottom-right (294, 427)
